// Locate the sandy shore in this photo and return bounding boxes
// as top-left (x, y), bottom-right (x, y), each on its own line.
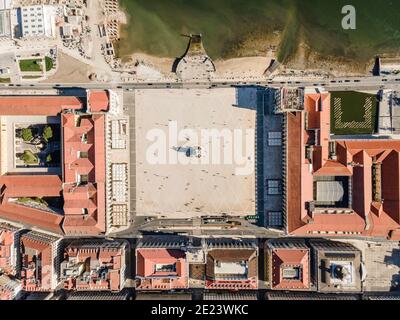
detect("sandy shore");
top-left (121, 46), bottom-right (373, 81)
top-left (124, 53), bottom-right (176, 75)
top-left (46, 44), bottom-right (375, 84)
top-left (122, 52), bottom-right (276, 81)
top-left (214, 56), bottom-right (273, 79)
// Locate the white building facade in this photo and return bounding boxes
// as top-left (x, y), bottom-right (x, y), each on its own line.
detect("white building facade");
top-left (17, 5), bottom-right (56, 38)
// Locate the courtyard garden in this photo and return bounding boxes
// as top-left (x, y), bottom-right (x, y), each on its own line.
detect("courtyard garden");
top-left (19, 57), bottom-right (54, 73)
top-left (15, 124), bottom-right (61, 168)
top-left (331, 91), bottom-right (379, 136)
top-left (14, 196), bottom-right (64, 214)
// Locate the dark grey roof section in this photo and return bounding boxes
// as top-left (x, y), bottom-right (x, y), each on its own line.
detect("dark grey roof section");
top-left (21, 230), bottom-right (60, 244)
top-left (66, 290), bottom-right (130, 300)
top-left (203, 291), bottom-right (258, 300)
top-left (363, 293), bottom-right (400, 300)
top-left (309, 239), bottom-right (359, 252)
top-left (137, 236), bottom-right (188, 249)
top-left (266, 239), bottom-right (308, 250)
top-left (206, 238), bottom-right (257, 249)
top-left (65, 239), bottom-right (126, 250)
top-left (135, 293), bottom-right (193, 300)
top-left (21, 292), bottom-right (53, 300)
top-left (265, 291), bottom-right (360, 300)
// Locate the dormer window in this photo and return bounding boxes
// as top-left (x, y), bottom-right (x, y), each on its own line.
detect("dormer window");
top-left (81, 134), bottom-right (88, 143)
top-left (78, 151), bottom-right (88, 159)
top-left (77, 174), bottom-right (88, 185)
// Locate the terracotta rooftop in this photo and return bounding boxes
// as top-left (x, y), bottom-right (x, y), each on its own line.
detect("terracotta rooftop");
top-left (136, 248), bottom-right (188, 290)
top-left (286, 91), bottom-right (400, 239)
top-left (0, 223), bottom-right (20, 275)
top-left (0, 96), bottom-right (82, 116)
top-left (0, 95), bottom-right (106, 236)
top-left (20, 231), bottom-right (60, 292)
top-left (270, 248), bottom-right (310, 290)
top-left (0, 274), bottom-right (22, 300)
top-left (87, 90), bottom-right (109, 112)
top-left (0, 176), bottom-right (64, 234)
top-left (62, 113), bottom-right (106, 235)
top-left (61, 240), bottom-right (126, 291)
top-left (206, 248), bottom-right (258, 290)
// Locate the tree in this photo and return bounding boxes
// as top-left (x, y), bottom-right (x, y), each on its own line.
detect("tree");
top-left (21, 128), bottom-right (33, 142)
top-left (43, 126), bottom-right (53, 141)
top-left (20, 150), bottom-right (38, 164)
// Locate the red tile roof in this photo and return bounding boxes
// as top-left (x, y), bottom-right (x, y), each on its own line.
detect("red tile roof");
top-left (62, 241), bottom-right (125, 291)
top-left (20, 232), bottom-right (57, 291)
top-left (87, 90), bottom-right (109, 112)
top-left (0, 95), bottom-right (106, 236)
top-left (1, 175), bottom-right (62, 197)
top-left (287, 92), bottom-right (400, 239)
top-left (0, 224), bottom-right (19, 275)
top-left (136, 248), bottom-right (188, 290)
top-left (0, 96), bottom-right (82, 116)
top-left (62, 113), bottom-right (106, 235)
top-left (271, 248), bottom-right (310, 290)
top-left (286, 111), bottom-right (307, 233)
top-left (0, 176), bottom-right (64, 234)
top-left (0, 203), bottom-right (64, 234)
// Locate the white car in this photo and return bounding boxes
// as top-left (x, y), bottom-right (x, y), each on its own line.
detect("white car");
top-left (0, 67), bottom-right (10, 75)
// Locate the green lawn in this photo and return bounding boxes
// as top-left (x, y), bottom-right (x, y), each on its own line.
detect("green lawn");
top-left (19, 59), bottom-right (42, 72)
top-left (45, 57), bottom-right (53, 71)
top-left (0, 78), bottom-right (10, 83)
top-left (331, 91), bottom-right (378, 136)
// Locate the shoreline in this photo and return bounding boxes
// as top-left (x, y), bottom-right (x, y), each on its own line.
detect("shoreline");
top-left (115, 14), bottom-right (375, 80)
top-left (40, 0), bottom-right (400, 84)
top-left (114, 1), bottom-right (378, 80)
top-left (116, 49), bottom-right (376, 82)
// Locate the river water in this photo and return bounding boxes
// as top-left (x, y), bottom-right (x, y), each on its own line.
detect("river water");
top-left (117, 0), bottom-right (400, 62)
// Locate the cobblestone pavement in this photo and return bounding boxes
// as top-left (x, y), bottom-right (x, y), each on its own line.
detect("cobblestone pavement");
top-left (346, 240), bottom-right (400, 292)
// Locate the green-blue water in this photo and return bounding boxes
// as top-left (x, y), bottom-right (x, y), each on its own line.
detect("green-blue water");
top-left (117, 0), bottom-right (400, 63)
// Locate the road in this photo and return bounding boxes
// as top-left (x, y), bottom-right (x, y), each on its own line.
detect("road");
top-left (1, 75), bottom-right (400, 92)
top-left (111, 217), bottom-right (283, 238)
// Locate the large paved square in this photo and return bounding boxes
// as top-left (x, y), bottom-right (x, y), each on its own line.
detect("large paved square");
top-left (134, 88), bottom-right (257, 218)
